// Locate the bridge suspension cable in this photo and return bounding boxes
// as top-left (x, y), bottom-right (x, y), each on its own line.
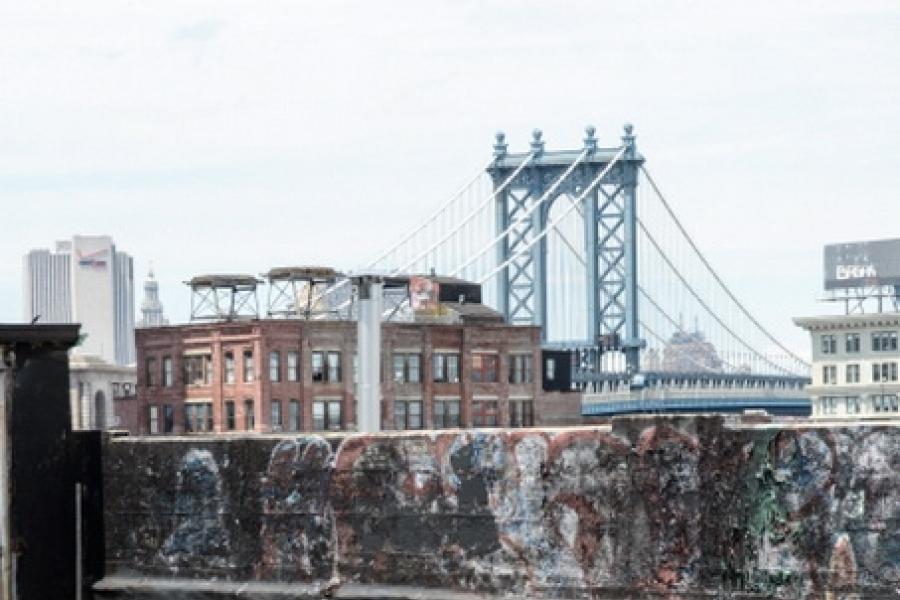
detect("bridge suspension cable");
top-left (376, 146), bottom-right (623, 320)
top-left (368, 162), bottom-right (490, 268)
top-left (637, 217), bottom-right (797, 376)
top-left (640, 166), bottom-right (810, 370)
top-left (478, 146), bottom-right (627, 284)
top-left (309, 159), bottom-right (510, 308)
top-left (638, 286), bottom-right (744, 373)
top-left (453, 147), bottom-right (592, 278)
top-left (388, 153), bottom-right (536, 278)
top-left (315, 152), bottom-right (537, 315)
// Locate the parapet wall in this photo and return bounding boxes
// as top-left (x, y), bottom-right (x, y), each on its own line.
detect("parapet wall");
top-left (101, 416), bottom-right (900, 598)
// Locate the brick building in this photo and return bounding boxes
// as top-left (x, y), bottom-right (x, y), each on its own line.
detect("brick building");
top-left (135, 309), bottom-right (544, 435)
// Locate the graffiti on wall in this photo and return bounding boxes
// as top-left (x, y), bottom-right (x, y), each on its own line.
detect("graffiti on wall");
top-left (103, 417), bottom-right (900, 597)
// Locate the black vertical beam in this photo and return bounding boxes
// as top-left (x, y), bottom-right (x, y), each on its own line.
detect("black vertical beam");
top-left (3, 325), bottom-right (80, 599)
top-left (72, 430), bottom-right (105, 598)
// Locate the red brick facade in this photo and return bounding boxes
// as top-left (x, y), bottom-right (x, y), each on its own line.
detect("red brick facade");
top-left (135, 319), bottom-right (546, 434)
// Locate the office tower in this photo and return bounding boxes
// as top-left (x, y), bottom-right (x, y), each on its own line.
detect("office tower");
top-left (23, 235), bottom-right (135, 365)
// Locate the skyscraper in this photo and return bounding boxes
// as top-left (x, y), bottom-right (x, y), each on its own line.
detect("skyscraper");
top-left (23, 235), bottom-right (135, 365)
top-left (138, 267), bottom-right (168, 327)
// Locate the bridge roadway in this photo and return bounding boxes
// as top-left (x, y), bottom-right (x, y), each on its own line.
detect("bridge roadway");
top-left (579, 369), bottom-right (811, 417)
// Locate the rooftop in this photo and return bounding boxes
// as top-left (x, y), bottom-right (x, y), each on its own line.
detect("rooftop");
top-left (793, 312), bottom-right (900, 330)
top-left (0, 324), bottom-right (81, 349)
top-left (185, 274), bottom-right (262, 288)
top-left (266, 266), bottom-right (338, 281)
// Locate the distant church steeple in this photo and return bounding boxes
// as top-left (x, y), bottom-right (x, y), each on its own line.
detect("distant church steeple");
top-left (139, 264), bottom-right (168, 327)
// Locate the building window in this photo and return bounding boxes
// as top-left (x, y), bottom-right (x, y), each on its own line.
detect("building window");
top-left (148, 405), bottom-right (159, 434)
top-left (312, 351), bottom-right (341, 383)
top-left (271, 399), bottom-right (282, 431)
top-left (312, 352), bottom-right (325, 382)
top-left (872, 331), bottom-right (898, 352)
top-left (472, 354), bottom-right (499, 383)
top-left (872, 362), bottom-right (899, 382)
top-left (287, 351), bottom-right (299, 382)
top-left (846, 364), bottom-right (860, 384)
top-left (163, 356), bottom-right (173, 387)
top-left (471, 399), bottom-right (499, 427)
top-left (183, 354), bottom-right (212, 386)
top-left (820, 334), bottom-right (837, 354)
top-left (433, 398), bottom-right (461, 428)
top-left (112, 382), bottom-right (121, 398)
top-left (509, 354), bottom-right (534, 384)
top-left (509, 399), bottom-right (534, 427)
top-left (224, 352), bottom-right (235, 384)
top-left (393, 399), bottom-right (422, 430)
top-left (269, 351), bottom-right (281, 382)
top-left (184, 403), bottom-right (213, 433)
top-left (244, 399), bottom-right (255, 430)
top-left (845, 396), bottom-right (862, 415)
top-left (433, 353), bottom-right (461, 383)
top-left (122, 382), bottom-right (133, 396)
top-left (872, 394), bottom-right (900, 413)
top-left (163, 404), bottom-right (174, 433)
top-left (822, 365), bottom-right (837, 385)
top-left (546, 358), bottom-right (556, 381)
top-left (225, 400), bottom-right (236, 431)
top-left (243, 350), bottom-right (255, 383)
top-left (327, 351), bottom-right (341, 382)
top-left (288, 399), bottom-right (301, 431)
top-left (820, 396), bottom-right (838, 415)
top-left (393, 353), bottom-right (421, 384)
top-left (846, 333), bottom-right (860, 353)
top-left (145, 357), bottom-right (157, 387)
top-left (313, 399), bottom-right (342, 431)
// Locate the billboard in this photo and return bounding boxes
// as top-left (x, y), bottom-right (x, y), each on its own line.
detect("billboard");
top-left (824, 238), bottom-right (900, 290)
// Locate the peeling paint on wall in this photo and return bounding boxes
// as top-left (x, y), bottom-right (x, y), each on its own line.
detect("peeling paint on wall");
top-left (103, 416), bottom-right (900, 598)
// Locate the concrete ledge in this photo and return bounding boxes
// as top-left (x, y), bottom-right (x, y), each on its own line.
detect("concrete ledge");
top-left (92, 578), bottom-right (900, 600)
top-left (93, 577), bottom-right (496, 600)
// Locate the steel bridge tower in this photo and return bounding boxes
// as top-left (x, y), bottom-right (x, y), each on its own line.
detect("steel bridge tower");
top-left (487, 125), bottom-right (645, 373)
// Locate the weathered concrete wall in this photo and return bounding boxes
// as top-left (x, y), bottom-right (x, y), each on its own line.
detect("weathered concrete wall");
top-left (102, 416), bottom-right (900, 598)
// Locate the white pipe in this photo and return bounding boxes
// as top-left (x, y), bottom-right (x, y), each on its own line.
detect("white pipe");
top-left (356, 277), bottom-right (382, 433)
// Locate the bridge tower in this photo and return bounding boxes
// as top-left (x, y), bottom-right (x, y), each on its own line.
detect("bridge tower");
top-left (487, 125), bottom-right (645, 373)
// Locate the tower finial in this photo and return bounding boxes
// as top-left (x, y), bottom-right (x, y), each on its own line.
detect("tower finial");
top-left (530, 128), bottom-right (544, 155)
top-left (584, 125), bottom-right (597, 152)
top-left (622, 123), bottom-right (636, 158)
top-left (493, 131), bottom-right (508, 159)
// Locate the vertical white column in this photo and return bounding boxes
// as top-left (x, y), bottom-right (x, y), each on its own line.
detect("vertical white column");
top-left (356, 276), bottom-right (382, 433)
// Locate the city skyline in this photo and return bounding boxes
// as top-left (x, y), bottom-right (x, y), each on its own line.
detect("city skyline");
top-left (2, 1), bottom-right (900, 362)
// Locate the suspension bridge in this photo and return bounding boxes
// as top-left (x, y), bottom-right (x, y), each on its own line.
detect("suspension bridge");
top-left (312, 124), bottom-right (812, 417)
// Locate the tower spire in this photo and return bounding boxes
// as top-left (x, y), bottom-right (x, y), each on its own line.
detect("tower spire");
top-left (139, 264), bottom-right (167, 327)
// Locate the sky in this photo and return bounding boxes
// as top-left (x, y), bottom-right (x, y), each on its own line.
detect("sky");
top-left (2, 1), bottom-right (899, 359)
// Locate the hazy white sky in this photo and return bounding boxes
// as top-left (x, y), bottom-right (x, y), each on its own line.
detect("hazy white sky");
top-left (2, 1), bottom-right (899, 357)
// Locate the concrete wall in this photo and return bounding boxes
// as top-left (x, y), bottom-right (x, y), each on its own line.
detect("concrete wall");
top-left (101, 416), bottom-right (900, 598)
